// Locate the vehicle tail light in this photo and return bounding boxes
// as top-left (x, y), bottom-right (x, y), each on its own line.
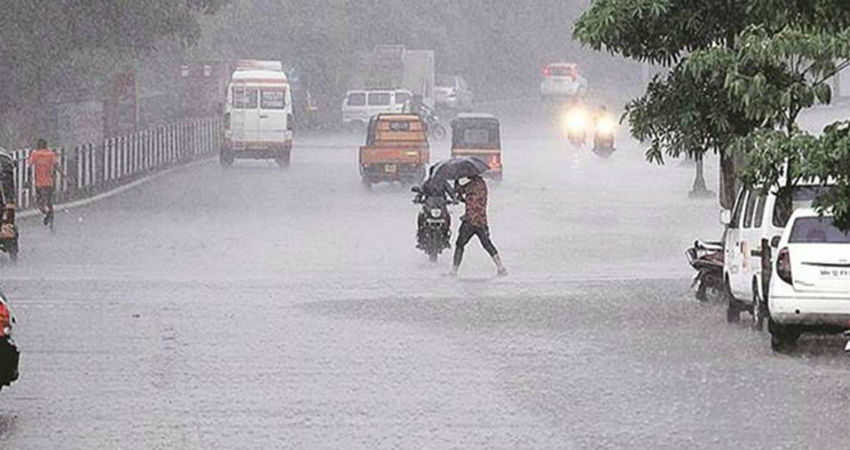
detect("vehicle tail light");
top-left (543, 67), bottom-right (550, 77)
top-left (224, 113), bottom-right (231, 130)
top-left (776, 247), bottom-right (792, 285)
top-left (0, 302), bottom-right (11, 337)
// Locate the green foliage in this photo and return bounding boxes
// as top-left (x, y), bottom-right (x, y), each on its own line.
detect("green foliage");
top-left (627, 64), bottom-right (756, 164)
top-left (575, 0), bottom-right (850, 218)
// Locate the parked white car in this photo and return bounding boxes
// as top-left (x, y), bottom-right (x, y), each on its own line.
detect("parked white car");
top-left (341, 89), bottom-right (412, 128)
top-left (721, 184), bottom-right (829, 328)
top-left (767, 208), bottom-right (850, 351)
top-left (540, 63), bottom-right (588, 99)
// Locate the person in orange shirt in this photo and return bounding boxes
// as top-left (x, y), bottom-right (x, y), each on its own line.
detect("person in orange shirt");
top-left (27, 139), bottom-right (58, 227)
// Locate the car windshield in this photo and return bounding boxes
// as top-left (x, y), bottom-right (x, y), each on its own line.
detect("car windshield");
top-left (395, 91), bottom-right (411, 104)
top-left (789, 216), bottom-right (850, 244)
top-left (436, 75), bottom-right (454, 86)
top-left (347, 92), bottom-right (366, 106)
top-left (368, 92), bottom-right (391, 106)
top-left (548, 65), bottom-right (576, 77)
top-left (232, 87), bottom-right (258, 109)
top-left (773, 185), bottom-right (832, 227)
top-left (455, 126), bottom-right (499, 148)
top-left (260, 89), bottom-right (286, 109)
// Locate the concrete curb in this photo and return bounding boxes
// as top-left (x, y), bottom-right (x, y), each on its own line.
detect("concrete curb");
top-left (18, 156), bottom-right (214, 219)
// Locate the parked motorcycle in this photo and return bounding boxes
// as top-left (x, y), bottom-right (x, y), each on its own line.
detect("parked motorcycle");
top-left (685, 240), bottom-right (724, 302)
top-left (0, 293), bottom-right (19, 392)
top-left (411, 184), bottom-right (454, 262)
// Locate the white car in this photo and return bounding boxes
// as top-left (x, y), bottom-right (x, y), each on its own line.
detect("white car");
top-left (341, 89), bottom-right (411, 128)
top-left (540, 63), bottom-right (588, 99)
top-left (721, 184), bottom-right (829, 328)
top-left (767, 208), bottom-right (850, 351)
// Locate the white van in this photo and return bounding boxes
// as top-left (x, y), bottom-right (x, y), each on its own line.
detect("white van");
top-left (222, 60), bottom-right (294, 167)
top-left (721, 184), bottom-right (829, 326)
top-left (341, 89), bottom-right (412, 128)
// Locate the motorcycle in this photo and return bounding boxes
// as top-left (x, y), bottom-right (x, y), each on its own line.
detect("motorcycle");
top-left (562, 105), bottom-right (588, 147)
top-left (685, 240), bottom-right (724, 302)
top-left (421, 106), bottom-right (448, 141)
top-left (592, 114), bottom-right (616, 158)
top-left (411, 184), bottom-right (454, 262)
top-left (0, 293), bottom-right (19, 392)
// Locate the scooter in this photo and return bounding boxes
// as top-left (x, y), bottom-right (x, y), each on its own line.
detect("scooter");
top-left (0, 293), bottom-right (19, 392)
top-left (411, 184), bottom-right (453, 262)
top-left (591, 115), bottom-right (616, 158)
top-left (685, 240), bottom-right (724, 302)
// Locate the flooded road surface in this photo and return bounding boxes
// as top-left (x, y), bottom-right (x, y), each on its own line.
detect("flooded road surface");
top-left (0, 102), bottom-right (847, 449)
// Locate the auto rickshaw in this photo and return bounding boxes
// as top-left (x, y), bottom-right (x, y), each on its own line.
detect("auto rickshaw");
top-left (359, 113), bottom-right (430, 186)
top-left (0, 150), bottom-right (17, 261)
top-left (450, 114), bottom-right (502, 180)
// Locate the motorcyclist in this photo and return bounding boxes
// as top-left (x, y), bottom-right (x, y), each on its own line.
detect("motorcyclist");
top-left (415, 178), bottom-right (456, 246)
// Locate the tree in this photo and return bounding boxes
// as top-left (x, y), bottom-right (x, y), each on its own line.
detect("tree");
top-left (688, 25), bottom-right (850, 229)
top-left (0, 0), bottom-right (227, 140)
top-left (574, 0), bottom-right (850, 210)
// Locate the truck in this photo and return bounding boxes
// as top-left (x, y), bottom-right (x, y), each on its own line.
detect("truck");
top-left (360, 45), bottom-right (435, 109)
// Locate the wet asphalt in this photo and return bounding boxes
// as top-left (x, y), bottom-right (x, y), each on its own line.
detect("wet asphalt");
top-left (0, 102), bottom-right (847, 449)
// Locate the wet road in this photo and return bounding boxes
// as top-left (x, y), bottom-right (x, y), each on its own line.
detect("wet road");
top-left (0, 102), bottom-right (847, 449)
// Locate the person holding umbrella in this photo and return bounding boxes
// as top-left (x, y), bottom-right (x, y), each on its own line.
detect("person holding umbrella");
top-left (451, 173), bottom-right (507, 277)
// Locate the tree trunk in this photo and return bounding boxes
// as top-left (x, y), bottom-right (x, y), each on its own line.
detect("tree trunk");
top-left (689, 153), bottom-right (714, 198)
top-left (719, 151), bottom-right (737, 209)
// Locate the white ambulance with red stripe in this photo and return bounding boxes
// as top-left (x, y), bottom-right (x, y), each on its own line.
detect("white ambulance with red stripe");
top-left (222, 60), bottom-right (294, 167)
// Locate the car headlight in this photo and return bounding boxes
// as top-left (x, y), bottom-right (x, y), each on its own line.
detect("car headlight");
top-left (430, 208), bottom-right (442, 218)
top-left (596, 116), bottom-right (616, 135)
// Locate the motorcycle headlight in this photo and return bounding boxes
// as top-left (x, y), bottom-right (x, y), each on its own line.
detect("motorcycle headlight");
top-left (430, 208), bottom-right (442, 218)
top-left (596, 116), bottom-right (616, 135)
top-left (562, 108), bottom-right (588, 135)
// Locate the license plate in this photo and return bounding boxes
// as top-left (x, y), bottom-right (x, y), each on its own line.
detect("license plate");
top-left (818, 268), bottom-right (850, 280)
top-left (384, 164), bottom-right (397, 173)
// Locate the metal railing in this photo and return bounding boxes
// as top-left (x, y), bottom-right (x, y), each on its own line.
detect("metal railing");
top-left (9, 118), bottom-right (221, 210)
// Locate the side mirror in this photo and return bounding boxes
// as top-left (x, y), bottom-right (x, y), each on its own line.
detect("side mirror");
top-left (411, 186), bottom-right (422, 193)
top-left (770, 235), bottom-right (781, 248)
top-left (719, 209), bottom-right (732, 226)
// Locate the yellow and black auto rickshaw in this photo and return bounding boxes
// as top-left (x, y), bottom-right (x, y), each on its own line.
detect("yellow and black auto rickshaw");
top-left (0, 150), bottom-right (18, 261)
top-left (450, 114), bottom-right (502, 180)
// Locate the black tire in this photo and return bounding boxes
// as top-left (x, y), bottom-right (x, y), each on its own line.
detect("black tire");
top-left (769, 319), bottom-right (799, 352)
top-left (276, 150), bottom-right (291, 168)
top-left (696, 281), bottom-right (708, 302)
top-left (8, 242), bottom-right (17, 263)
top-left (428, 251), bottom-right (438, 263)
top-left (220, 150), bottom-right (234, 166)
top-left (725, 281), bottom-right (741, 323)
top-left (361, 177), bottom-right (372, 190)
top-left (430, 123), bottom-right (447, 141)
top-left (751, 282), bottom-right (766, 331)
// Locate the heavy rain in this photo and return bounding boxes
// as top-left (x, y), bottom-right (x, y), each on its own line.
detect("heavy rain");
top-left (0, 1), bottom-right (849, 449)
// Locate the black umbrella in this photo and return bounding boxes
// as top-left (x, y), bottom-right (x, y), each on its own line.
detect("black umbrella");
top-left (424, 157), bottom-right (489, 189)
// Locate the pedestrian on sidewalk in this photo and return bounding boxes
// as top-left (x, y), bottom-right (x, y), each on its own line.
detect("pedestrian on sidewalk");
top-left (27, 139), bottom-right (58, 228)
top-left (451, 174), bottom-right (507, 276)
